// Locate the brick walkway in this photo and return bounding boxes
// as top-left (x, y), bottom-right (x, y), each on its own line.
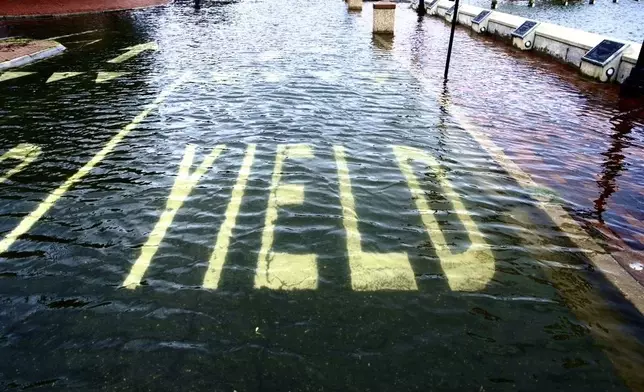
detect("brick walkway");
top-left (0, 0), bottom-right (169, 17)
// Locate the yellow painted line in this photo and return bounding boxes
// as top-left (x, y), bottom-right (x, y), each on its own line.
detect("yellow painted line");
top-left (79, 39), bottom-right (102, 48)
top-left (95, 72), bottom-right (130, 84)
top-left (46, 72), bottom-right (84, 83)
top-left (333, 145), bottom-right (417, 291)
top-left (107, 42), bottom-right (158, 64)
top-left (48, 30), bottom-right (98, 40)
top-left (0, 72), bottom-right (35, 83)
top-left (203, 144), bottom-right (256, 289)
top-left (254, 144), bottom-right (318, 290)
top-left (0, 144), bottom-right (42, 184)
top-left (0, 73), bottom-right (189, 257)
top-left (392, 145), bottom-right (495, 291)
top-left (123, 144), bottom-right (225, 288)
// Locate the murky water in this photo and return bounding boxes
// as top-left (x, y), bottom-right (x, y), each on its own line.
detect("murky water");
top-left (1, 0), bottom-right (643, 390)
top-left (467, 0), bottom-right (643, 42)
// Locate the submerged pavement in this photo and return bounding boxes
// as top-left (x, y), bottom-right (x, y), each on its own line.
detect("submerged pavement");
top-left (0, 0), bottom-right (643, 390)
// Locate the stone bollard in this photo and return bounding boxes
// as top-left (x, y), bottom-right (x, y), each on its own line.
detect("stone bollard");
top-left (348, 0), bottom-right (363, 11)
top-left (373, 2), bottom-right (396, 35)
top-left (491, 0), bottom-right (498, 9)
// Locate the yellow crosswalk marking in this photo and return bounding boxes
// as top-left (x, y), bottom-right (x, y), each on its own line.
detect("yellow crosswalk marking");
top-left (46, 72), bottom-right (84, 83)
top-left (255, 144), bottom-right (318, 290)
top-left (334, 145), bottom-right (417, 291)
top-left (123, 144), bottom-right (225, 289)
top-left (95, 72), bottom-right (130, 84)
top-left (0, 72), bottom-right (35, 83)
top-left (203, 144), bottom-right (257, 289)
top-left (107, 42), bottom-right (158, 64)
top-left (0, 144), bottom-right (41, 184)
top-left (392, 145), bottom-right (495, 292)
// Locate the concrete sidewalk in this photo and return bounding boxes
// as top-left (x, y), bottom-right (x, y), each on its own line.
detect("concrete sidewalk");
top-left (0, 38), bottom-right (64, 70)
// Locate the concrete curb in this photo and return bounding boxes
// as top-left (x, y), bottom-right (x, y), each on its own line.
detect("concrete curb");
top-left (0, 43), bottom-right (66, 71)
top-left (413, 0), bottom-right (641, 84)
top-left (0, 2), bottom-right (168, 20)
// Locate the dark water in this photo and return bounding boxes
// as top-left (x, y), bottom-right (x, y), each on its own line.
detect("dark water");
top-left (0, 0), bottom-right (643, 390)
top-left (467, 0), bottom-right (643, 42)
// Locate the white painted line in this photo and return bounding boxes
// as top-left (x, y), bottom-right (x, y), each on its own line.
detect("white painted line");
top-left (0, 73), bottom-right (190, 257)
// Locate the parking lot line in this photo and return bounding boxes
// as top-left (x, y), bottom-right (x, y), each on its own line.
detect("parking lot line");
top-left (0, 73), bottom-right (189, 257)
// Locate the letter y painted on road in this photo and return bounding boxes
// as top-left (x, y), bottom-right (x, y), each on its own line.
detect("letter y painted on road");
top-left (254, 144), bottom-right (318, 290)
top-left (122, 144), bottom-right (225, 289)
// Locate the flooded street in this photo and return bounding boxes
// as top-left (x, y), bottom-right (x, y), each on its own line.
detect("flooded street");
top-left (1, 0), bottom-right (643, 390)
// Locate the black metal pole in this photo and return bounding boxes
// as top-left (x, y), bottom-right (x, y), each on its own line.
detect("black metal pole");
top-left (418, 0), bottom-right (426, 16)
top-left (620, 38), bottom-right (644, 98)
top-left (444, 0), bottom-right (460, 80)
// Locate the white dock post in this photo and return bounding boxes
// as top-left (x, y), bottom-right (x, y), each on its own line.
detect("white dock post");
top-left (348, 0), bottom-right (363, 11)
top-left (373, 2), bottom-right (396, 35)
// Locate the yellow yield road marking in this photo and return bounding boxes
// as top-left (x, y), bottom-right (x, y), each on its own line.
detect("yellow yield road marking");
top-left (334, 146), bottom-right (417, 291)
top-left (203, 144), bottom-right (257, 289)
top-left (392, 145), bottom-right (495, 292)
top-left (255, 145), bottom-right (318, 290)
top-left (0, 72), bottom-right (35, 83)
top-left (0, 73), bottom-right (188, 257)
top-left (0, 144), bottom-right (42, 184)
top-left (95, 72), bottom-right (130, 84)
top-left (123, 144), bottom-right (225, 289)
top-left (107, 42), bottom-right (158, 64)
top-left (46, 72), bottom-right (84, 83)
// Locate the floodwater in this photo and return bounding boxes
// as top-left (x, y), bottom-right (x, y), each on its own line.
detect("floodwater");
top-left (0, 0), bottom-right (643, 390)
top-left (468, 0), bottom-right (643, 42)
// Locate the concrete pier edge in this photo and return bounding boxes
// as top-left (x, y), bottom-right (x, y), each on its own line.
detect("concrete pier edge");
top-left (412, 0), bottom-right (641, 84)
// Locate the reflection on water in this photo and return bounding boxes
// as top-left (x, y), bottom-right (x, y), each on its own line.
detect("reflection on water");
top-left (0, 0), bottom-right (643, 390)
top-left (594, 111), bottom-right (638, 223)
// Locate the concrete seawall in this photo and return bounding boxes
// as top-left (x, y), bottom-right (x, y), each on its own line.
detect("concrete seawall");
top-left (415, 0), bottom-right (641, 84)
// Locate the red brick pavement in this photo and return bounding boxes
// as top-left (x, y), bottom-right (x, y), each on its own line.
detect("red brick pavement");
top-left (0, 0), bottom-right (169, 17)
